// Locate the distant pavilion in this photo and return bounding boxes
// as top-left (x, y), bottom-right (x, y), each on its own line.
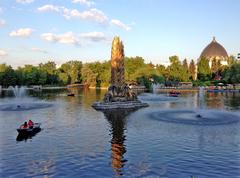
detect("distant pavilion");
top-left (199, 37), bottom-right (229, 67)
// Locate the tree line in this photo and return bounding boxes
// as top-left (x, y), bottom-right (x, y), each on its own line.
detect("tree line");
top-left (0, 56), bottom-right (239, 88)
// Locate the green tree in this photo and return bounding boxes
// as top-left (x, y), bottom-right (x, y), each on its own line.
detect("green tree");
top-left (39, 61), bottom-right (58, 85)
top-left (37, 69), bottom-right (48, 85)
top-left (156, 64), bottom-right (166, 76)
top-left (132, 64), bottom-right (157, 89)
top-left (168, 56), bottom-right (189, 81)
top-left (0, 64), bottom-right (17, 87)
top-left (81, 64), bottom-right (97, 86)
top-left (223, 63), bottom-right (240, 83)
top-left (152, 74), bottom-right (165, 84)
top-left (21, 65), bottom-right (38, 85)
top-left (58, 60), bottom-right (82, 84)
top-left (182, 59), bottom-right (190, 81)
top-left (182, 59), bottom-right (188, 70)
top-left (137, 76), bottom-right (152, 89)
top-left (125, 56), bottom-right (145, 81)
top-left (86, 61), bottom-right (110, 87)
top-left (197, 57), bottom-right (211, 81)
top-left (69, 60), bottom-right (82, 83)
top-left (189, 59), bottom-right (196, 80)
top-left (16, 65), bottom-right (47, 85)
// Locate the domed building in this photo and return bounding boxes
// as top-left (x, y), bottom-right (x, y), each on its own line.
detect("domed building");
top-left (199, 37), bottom-right (228, 66)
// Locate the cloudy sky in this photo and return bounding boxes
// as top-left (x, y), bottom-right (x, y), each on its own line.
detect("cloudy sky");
top-left (0, 0), bottom-right (239, 67)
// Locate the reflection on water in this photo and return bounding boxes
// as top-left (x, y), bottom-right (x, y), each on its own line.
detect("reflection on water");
top-left (104, 110), bottom-right (130, 177)
top-left (16, 128), bottom-right (42, 142)
top-left (144, 90), bottom-right (240, 111)
top-left (205, 92), bottom-right (240, 110)
top-left (28, 158), bottom-right (55, 178)
top-left (1, 89), bottom-right (240, 177)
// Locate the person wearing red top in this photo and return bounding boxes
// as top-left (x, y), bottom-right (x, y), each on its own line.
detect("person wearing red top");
top-left (21, 122), bottom-right (28, 129)
top-left (28, 120), bottom-right (34, 128)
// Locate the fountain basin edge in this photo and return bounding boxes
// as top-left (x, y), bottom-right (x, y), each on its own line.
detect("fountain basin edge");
top-left (92, 100), bottom-right (149, 110)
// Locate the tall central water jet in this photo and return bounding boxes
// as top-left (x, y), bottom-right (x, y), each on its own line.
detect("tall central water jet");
top-left (92, 36), bottom-right (148, 110)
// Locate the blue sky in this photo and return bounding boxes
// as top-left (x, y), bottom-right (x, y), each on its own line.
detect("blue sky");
top-left (0, 0), bottom-right (239, 67)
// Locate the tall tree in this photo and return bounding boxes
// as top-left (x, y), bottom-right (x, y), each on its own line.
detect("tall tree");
top-left (68, 60), bottom-right (82, 84)
top-left (182, 59), bottom-right (188, 70)
top-left (81, 64), bottom-right (97, 86)
top-left (168, 56), bottom-right (189, 81)
top-left (182, 59), bottom-right (190, 81)
top-left (39, 61), bottom-right (58, 85)
top-left (58, 63), bottom-right (71, 84)
top-left (189, 59), bottom-right (196, 80)
top-left (197, 57), bottom-right (211, 81)
top-left (168, 55), bottom-right (182, 81)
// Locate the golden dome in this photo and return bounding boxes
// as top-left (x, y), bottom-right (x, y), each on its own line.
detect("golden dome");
top-left (200, 37), bottom-right (228, 59)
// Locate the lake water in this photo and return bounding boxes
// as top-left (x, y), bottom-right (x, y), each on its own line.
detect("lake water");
top-left (0, 89), bottom-right (240, 178)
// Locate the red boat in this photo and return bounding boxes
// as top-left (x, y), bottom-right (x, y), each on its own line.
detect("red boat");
top-left (169, 93), bottom-right (179, 97)
top-left (169, 91), bottom-right (181, 95)
top-left (169, 91), bottom-right (180, 97)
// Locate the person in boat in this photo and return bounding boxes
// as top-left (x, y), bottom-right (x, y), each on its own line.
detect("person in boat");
top-left (21, 122), bottom-right (28, 129)
top-left (28, 120), bottom-right (34, 128)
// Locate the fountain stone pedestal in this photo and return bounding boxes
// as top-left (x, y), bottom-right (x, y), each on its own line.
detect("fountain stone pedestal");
top-left (92, 100), bottom-right (149, 110)
top-left (92, 36), bottom-right (148, 111)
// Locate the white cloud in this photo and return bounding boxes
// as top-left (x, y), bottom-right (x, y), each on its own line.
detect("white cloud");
top-left (31, 47), bottom-right (48, 53)
top-left (16, 0), bottom-right (34, 4)
top-left (41, 31), bottom-right (107, 45)
top-left (38, 5), bottom-right (108, 24)
top-left (0, 7), bottom-right (2, 13)
top-left (0, 19), bottom-right (5, 26)
top-left (111, 19), bottom-right (131, 31)
top-left (80, 31), bottom-right (106, 41)
top-left (37, 5), bottom-right (132, 31)
top-left (37, 4), bottom-right (60, 12)
top-left (63, 8), bottom-right (108, 24)
top-left (9, 28), bottom-right (34, 37)
top-left (72, 0), bottom-right (95, 7)
top-left (41, 32), bottom-right (81, 45)
top-left (0, 49), bottom-right (7, 57)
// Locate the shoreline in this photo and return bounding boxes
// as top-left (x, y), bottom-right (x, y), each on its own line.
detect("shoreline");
top-left (1, 86), bottom-right (240, 93)
top-left (0, 86), bottom-right (67, 91)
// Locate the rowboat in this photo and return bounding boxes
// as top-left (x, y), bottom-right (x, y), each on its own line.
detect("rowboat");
top-left (67, 93), bottom-right (75, 96)
top-left (17, 123), bottom-right (41, 134)
top-left (169, 91), bottom-right (180, 97)
top-left (169, 93), bottom-right (179, 97)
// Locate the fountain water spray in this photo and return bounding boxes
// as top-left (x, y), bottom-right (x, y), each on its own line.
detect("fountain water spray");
top-left (199, 87), bottom-right (205, 109)
top-left (0, 86), bottom-right (52, 111)
top-left (8, 86), bottom-right (27, 98)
